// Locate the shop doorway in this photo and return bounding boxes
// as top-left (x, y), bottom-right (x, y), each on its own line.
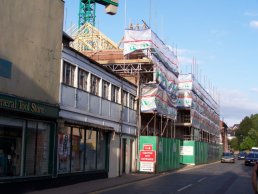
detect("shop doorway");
top-left (129, 139), bottom-right (133, 172)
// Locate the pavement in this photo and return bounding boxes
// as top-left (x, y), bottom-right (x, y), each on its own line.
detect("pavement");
top-left (24, 164), bottom-right (199, 194)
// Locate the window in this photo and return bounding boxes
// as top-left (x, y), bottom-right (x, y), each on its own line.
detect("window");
top-left (129, 94), bottom-right (136, 110)
top-left (102, 80), bottom-right (110, 100)
top-left (63, 61), bottom-right (75, 86)
top-left (122, 90), bottom-right (128, 107)
top-left (85, 130), bottom-right (97, 171)
top-left (57, 127), bottom-right (108, 174)
top-left (111, 85), bottom-right (119, 103)
top-left (25, 122), bottom-right (50, 176)
top-left (97, 131), bottom-right (107, 170)
top-left (57, 127), bottom-right (71, 173)
top-left (78, 68), bottom-right (88, 91)
top-left (91, 74), bottom-right (100, 96)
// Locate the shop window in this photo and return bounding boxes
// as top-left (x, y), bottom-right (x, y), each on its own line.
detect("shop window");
top-left (102, 80), bottom-right (110, 100)
top-left (25, 122), bottom-right (50, 176)
top-left (57, 127), bottom-right (108, 174)
top-left (78, 68), bottom-right (88, 91)
top-left (71, 128), bottom-right (85, 172)
top-left (63, 61), bottom-right (75, 87)
top-left (122, 90), bottom-right (128, 107)
top-left (91, 74), bottom-right (100, 96)
top-left (97, 131), bottom-right (107, 170)
top-left (57, 127), bottom-right (71, 173)
top-left (111, 85), bottom-right (120, 103)
top-left (85, 130), bottom-right (97, 171)
top-left (0, 125), bottom-right (22, 177)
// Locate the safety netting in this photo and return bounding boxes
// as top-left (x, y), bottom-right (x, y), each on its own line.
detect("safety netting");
top-left (124, 28), bottom-right (178, 119)
top-left (177, 74), bottom-right (220, 135)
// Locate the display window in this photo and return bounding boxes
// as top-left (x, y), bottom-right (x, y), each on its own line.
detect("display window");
top-left (85, 130), bottom-right (97, 171)
top-left (97, 131), bottom-right (107, 170)
top-left (57, 127), bottom-right (71, 173)
top-left (0, 117), bottom-right (52, 178)
top-left (57, 126), bottom-right (108, 174)
top-left (0, 125), bottom-right (22, 177)
top-left (25, 121), bottom-right (50, 176)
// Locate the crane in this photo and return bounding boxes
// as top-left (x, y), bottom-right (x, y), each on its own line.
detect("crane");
top-left (79, 0), bottom-right (119, 28)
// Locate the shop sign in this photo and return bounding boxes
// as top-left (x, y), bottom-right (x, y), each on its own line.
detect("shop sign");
top-left (0, 93), bottom-right (59, 118)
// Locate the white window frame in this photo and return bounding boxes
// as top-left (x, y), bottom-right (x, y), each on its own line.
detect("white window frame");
top-left (111, 85), bottom-right (120, 103)
top-left (78, 68), bottom-right (88, 91)
top-left (102, 80), bottom-right (110, 100)
top-left (63, 61), bottom-right (75, 87)
top-left (91, 74), bottom-right (100, 96)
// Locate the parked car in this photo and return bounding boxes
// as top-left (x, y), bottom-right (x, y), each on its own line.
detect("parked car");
top-left (221, 152), bottom-right (235, 163)
top-left (244, 152), bottom-right (258, 166)
top-left (238, 151), bottom-right (247, 160)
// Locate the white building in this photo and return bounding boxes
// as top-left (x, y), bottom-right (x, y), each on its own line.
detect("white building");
top-left (56, 34), bottom-right (138, 179)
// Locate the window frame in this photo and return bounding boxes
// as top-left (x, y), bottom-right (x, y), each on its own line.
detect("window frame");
top-left (102, 80), bottom-right (110, 100)
top-left (129, 94), bottom-right (136, 110)
top-left (78, 68), bottom-right (89, 91)
top-left (111, 85), bottom-right (120, 103)
top-left (90, 74), bottom-right (100, 96)
top-left (63, 61), bottom-right (75, 87)
top-left (122, 90), bottom-right (128, 107)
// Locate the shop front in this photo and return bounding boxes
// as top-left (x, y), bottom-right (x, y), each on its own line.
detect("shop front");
top-left (57, 123), bottom-right (110, 175)
top-left (0, 93), bottom-right (59, 182)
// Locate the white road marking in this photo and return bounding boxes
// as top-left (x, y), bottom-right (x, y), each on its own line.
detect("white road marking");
top-left (197, 177), bottom-right (207, 182)
top-left (177, 184), bottom-right (193, 192)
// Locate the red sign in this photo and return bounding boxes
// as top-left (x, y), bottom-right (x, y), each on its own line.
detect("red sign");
top-left (140, 150), bottom-right (156, 162)
top-left (143, 144), bottom-right (153, 151)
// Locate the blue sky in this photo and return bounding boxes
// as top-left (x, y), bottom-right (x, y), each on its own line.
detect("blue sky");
top-left (64, 0), bottom-right (258, 126)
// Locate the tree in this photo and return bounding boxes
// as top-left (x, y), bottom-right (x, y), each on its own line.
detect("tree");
top-left (234, 114), bottom-right (258, 150)
top-left (229, 138), bottom-right (239, 151)
top-left (240, 128), bottom-right (258, 150)
top-left (235, 116), bottom-right (252, 143)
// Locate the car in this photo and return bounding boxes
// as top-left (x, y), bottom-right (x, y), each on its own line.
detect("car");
top-left (251, 147), bottom-right (258, 152)
top-left (221, 152), bottom-right (235, 163)
top-left (238, 151), bottom-right (247, 160)
top-left (244, 152), bottom-right (258, 166)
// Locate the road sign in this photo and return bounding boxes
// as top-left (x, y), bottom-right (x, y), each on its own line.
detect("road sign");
top-left (140, 150), bottom-right (156, 162)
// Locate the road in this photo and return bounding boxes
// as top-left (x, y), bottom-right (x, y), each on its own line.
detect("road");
top-left (93, 160), bottom-right (254, 194)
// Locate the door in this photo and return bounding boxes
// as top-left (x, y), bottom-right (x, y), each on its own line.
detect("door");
top-left (122, 138), bottom-right (126, 173)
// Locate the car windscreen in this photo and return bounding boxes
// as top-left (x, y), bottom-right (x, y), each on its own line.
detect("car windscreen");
top-left (247, 153), bottom-right (258, 158)
top-left (222, 153), bottom-right (232, 156)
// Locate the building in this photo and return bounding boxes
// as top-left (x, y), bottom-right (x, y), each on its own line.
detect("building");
top-left (57, 33), bottom-right (138, 179)
top-left (70, 23), bottom-right (180, 173)
top-left (220, 121), bottom-right (229, 152)
top-left (0, 1), bottom-right (63, 182)
top-left (176, 74), bottom-right (221, 164)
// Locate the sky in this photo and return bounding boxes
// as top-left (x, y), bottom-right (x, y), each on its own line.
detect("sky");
top-left (64, 0), bottom-right (258, 127)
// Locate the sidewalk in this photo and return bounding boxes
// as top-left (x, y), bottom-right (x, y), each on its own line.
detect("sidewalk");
top-left (24, 164), bottom-right (198, 194)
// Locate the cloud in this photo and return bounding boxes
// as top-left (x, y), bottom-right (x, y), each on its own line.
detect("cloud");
top-left (245, 11), bottom-right (258, 17)
top-left (250, 20), bottom-right (258, 29)
top-left (250, 87), bottom-right (258, 92)
top-left (220, 89), bottom-right (258, 126)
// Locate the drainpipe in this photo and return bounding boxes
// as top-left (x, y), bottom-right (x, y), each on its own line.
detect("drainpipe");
top-left (119, 79), bottom-right (124, 176)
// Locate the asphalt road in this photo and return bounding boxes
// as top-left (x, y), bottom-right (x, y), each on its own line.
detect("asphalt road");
top-left (94, 159), bottom-right (254, 194)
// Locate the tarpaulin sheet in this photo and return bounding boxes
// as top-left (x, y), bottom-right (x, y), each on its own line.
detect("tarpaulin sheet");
top-left (141, 84), bottom-right (177, 119)
top-left (123, 29), bottom-right (178, 75)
